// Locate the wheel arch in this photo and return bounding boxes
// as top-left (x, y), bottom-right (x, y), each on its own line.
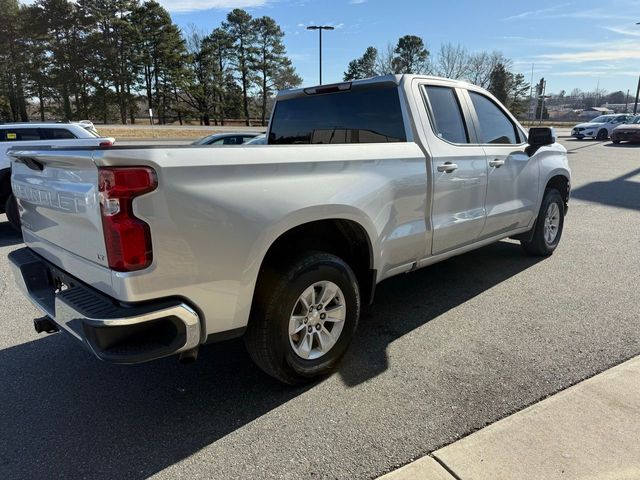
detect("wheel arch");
top-left (256, 216), bottom-right (377, 305)
top-left (545, 173), bottom-right (570, 212)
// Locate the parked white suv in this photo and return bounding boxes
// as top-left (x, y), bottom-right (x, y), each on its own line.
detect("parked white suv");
top-left (571, 114), bottom-right (633, 140)
top-left (0, 122), bottom-right (115, 230)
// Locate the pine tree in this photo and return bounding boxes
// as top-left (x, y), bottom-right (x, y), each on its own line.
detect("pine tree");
top-left (343, 47), bottom-right (378, 81)
top-left (253, 16), bottom-right (301, 125)
top-left (224, 9), bottom-right (257, 126)
top-left (392, 35), bottom-right (429, 74)
top-left (488, 62), bottom-right (510, 104)
top-left (0, 0), bottom-right (29, 121)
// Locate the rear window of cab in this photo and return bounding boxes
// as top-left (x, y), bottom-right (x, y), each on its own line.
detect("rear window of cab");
top-left (269, 85), bottom-right (407, 145)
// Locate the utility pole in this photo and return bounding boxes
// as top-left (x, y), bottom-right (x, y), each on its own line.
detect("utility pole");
top-left (527, 63), bottom-right (534, 124)
top-left (634, 75), bottom-right (640, 115)
top-left (307, 25), bottom-right (335, 85)
top-left (625, 89), bottom-right (630, 113)
top-left (635, 23), bottom-right (640, 114)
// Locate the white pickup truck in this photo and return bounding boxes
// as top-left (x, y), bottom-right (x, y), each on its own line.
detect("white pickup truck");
top-left (0, 122), bottom-right (114, 229)
top-left (8, 75), bottom-right (570, 384)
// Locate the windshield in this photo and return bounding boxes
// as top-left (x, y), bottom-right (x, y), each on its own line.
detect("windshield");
top-left (589, 115), bottom-right (614, 123)
top-left (633, 116), bottom-right (640, 124)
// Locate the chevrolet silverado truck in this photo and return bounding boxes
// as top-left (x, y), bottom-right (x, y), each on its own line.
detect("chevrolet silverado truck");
top-left (8, 75), bottom-right (570, 384)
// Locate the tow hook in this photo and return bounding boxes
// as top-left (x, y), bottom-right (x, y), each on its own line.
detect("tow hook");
top-left (33, 316), bottom-right (59, 334)
top-left (178, 347), bottom-right (198, 364)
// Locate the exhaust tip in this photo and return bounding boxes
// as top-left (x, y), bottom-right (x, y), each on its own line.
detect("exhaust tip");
top-left (34, 316), bottom-right (59, 334)
top-left (178, 347), bottom-right (198, 364)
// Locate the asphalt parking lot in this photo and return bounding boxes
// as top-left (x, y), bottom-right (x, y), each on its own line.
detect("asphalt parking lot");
top-left (1, 136), bottom-right (639, 480)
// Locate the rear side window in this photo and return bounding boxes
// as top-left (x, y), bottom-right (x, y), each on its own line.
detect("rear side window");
top-left (269, 86), bottom-right (407, 144)
top-left (40, 128), bottom-right (77, 140)
top-left (52, 128), bottom-right (76, 139)
top-left (423, 86), bottom-right (469, 144)
top-left (469, 92), bottom-right (519, 144)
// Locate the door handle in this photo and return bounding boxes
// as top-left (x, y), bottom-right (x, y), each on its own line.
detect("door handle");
top-left (489, 158), bottom-right (505, 168)
top-left (437, 162), bottom-right (458, 173)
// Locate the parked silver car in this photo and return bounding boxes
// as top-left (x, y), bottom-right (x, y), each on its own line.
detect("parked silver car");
top-left (192, 132), bottom-right (261, 145)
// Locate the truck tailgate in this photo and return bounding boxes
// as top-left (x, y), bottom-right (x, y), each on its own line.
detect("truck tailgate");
top-left (10, 149), bottom-right (109, 268)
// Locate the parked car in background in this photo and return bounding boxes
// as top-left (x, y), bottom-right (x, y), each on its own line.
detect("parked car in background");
top-left (571, 114), bottom-right (633, 140)
top-left (192, 132), bottom-right (261, 145)
top-left (0, 122), bottom-right (115, 230)
top-left (8, 74), bottom-right (570, 384)
top-left (611, 115), bottom-right (640, 144)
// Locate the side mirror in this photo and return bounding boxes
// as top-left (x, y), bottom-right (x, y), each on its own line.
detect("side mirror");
top-left (528, 127), bottom-right (556, 147)
top-left (526, 127), bottom-right (556, 156)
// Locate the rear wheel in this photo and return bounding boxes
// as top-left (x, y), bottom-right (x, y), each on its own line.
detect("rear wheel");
top-left (596, 129), bottom-right (608, 141)
top-left (5, 194), bottom-right (20, 231)
top-left (521, 189), bottom-right (565, 256)
top-left (244, 251), bottom-right (360, 384)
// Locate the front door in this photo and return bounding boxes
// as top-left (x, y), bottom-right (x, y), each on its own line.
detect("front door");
top-left (465, 91), bottom-right (539, 238)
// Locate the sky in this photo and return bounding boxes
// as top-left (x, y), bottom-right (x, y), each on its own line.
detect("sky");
top-left (160, 0), bottom-right (640, 95)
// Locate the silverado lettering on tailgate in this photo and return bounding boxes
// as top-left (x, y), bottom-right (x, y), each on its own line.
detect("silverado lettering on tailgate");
top-left (12, 182), bottom-right (88, 214)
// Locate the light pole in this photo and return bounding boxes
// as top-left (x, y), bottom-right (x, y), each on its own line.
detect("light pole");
top-left (635, 22), bottom-right (640, 114)
top-left (307, 25), bottom-right (334, 85)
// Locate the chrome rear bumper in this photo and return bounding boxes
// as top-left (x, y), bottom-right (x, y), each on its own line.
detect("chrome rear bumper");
top-left (9, 247), bottom-right (201, 364)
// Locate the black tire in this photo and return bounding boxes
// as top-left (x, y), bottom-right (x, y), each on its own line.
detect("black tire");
top-left (521, 189), bottom-right (565, 256)
top-left (5, 194), bottom-right (20, 231)
top-left (596, 129), bottom-right (608, 141)
top-left (612, 139), bottom-right (621, 144)
top-left (244, 251), bottom-right (360, 385)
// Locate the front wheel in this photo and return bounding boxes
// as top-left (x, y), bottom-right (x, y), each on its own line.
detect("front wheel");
top-left (521, 189), bottom-right (565, 256)
top-left (5, 194), bottom-right (20, 231)
top-left (244, 251), bottom-right (360, 384)
top-left (612, 139), bottom-right (621, 144)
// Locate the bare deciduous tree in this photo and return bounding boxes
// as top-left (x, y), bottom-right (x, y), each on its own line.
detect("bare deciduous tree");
top-left (465, 51), bottom-right (508, 88)
top-left (435, 43), bottom-right (469, 80)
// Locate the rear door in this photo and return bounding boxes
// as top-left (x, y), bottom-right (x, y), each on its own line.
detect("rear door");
top-left (464, 90), bottom-right (539, 238)
top-left (421, 84), bottom-right (488, 255)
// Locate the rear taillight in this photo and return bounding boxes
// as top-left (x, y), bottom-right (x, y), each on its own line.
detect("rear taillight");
top-left (98, 167), bottom-right (157, 272)
top-left (99, 140), bottom-right (113, 147)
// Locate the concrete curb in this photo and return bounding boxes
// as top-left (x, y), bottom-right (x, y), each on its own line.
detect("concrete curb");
top-left (379, 355), bottom-right (640, 480)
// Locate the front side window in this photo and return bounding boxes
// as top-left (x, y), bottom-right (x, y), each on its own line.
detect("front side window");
top-left (223, 136), bottom-right (245, 145)
top-left (590, 115), bottom-right (613, 123)
top-left (469, 92), bottom-right (518, 144)
top-left (2, 128), bottom-right (41, 141)
top-left (269, 86), bottom-right (407, 144)
top-left (423, 86), bottom-right (469, 144)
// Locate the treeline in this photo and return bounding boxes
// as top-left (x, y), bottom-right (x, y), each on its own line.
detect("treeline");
top-left (547, 89), bottom-right (631, 109)
top-left (0, 0), bottom-right (301, 125)
top-left (344, 37), bottom-right (531, 116)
